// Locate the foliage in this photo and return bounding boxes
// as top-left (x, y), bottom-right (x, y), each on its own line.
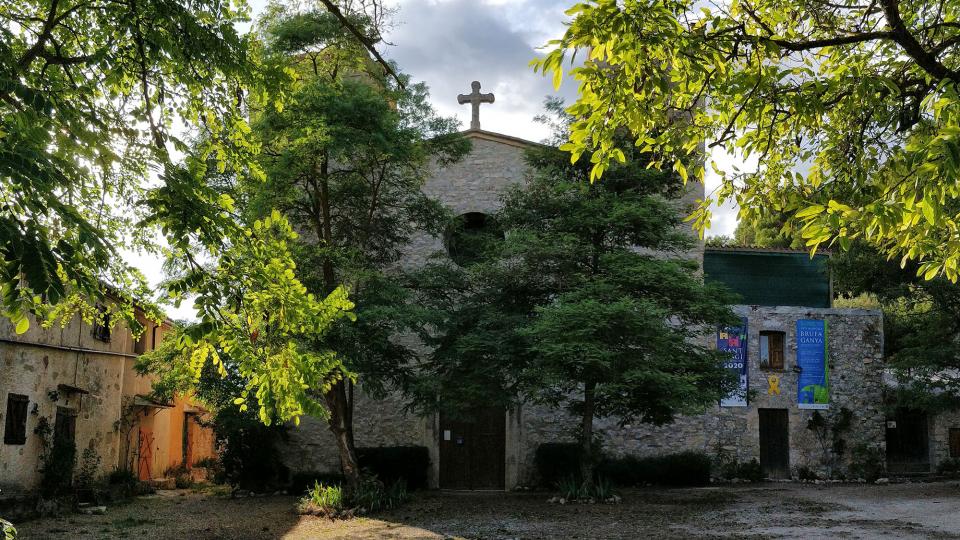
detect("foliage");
top-left (535, 443), bottom-right (588, 488)
top-left (597, 452), bottom-right (713, 487)
top-left (107, 468), bottom-right (138, 486)
top-left (806, 408), bottom-right (853, 473)
top-left (833, 242), bottom-right (960, 408)
top-left (413, 100), bottom-right (737, 487)
top-left (40, 438), bottom-right (76, 497)
top-left (297, 474), bottom-right (409, 517)
top-left (0, 518), bottom-right (14, 540)
top-left (795, 466), bottom-right (819, 481)
top-left (75, 447), bottom-right (102, 490)
top-left (937, 458), bottom-right (960, 474)
top-left (536, 0), bottom-right (960, 280)
top-left (0, 0), bottom-right (288, 332)
top-left (557, 475), bottom-right (616, 501)
top-left (356, 446), bottom-right (431, 491)
top-left (139, 341), bottom-right (290, 491)
top-left (145, 212), bottom-right (355, 426)
top-left (299, 481), bottom-right (345, 516)
top-left (174, 474), bottom-right (194, 489)
top-left (717, 459), bottom-right (765, 483)
top-left (242, 2), bottom-right (467, 487)
top-left (350, 475), bottom-right (409, 513)
top-left (849, 444), bottom-right (886, 482)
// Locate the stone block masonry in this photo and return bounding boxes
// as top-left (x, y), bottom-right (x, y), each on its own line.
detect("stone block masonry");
top-left (517, 305), bottom-right (885, 484)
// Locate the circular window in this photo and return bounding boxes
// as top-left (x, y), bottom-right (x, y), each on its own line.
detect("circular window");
top-left (445, 212), bottom-right (505, 266)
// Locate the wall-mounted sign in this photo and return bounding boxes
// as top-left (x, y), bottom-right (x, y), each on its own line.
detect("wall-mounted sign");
top-left (797, 319), bottom-right (829, 409)
top-left (718, 317), bottom-right (748, 407)
top-left (443, 430), bottom-right (452, 441)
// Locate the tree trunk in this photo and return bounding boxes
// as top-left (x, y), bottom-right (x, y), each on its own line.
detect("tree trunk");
top-left (324, 380), bottom-right (361, 490)
top-left (579, 381), bottom-right (597, 491)
top-left (315, 153), bottom-right (361, 491)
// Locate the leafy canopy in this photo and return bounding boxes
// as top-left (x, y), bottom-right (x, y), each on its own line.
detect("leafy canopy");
top-left (535, 0), bottom-right (960, 280)
top-left (412, 101), bottom-right (738, 426)
top-left (0, 0), bottom-right (288, 332)
top-left (146, 211), bottom-right (355, 425)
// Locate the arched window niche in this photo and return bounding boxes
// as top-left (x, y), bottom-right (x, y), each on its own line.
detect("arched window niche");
top-left (444, 212), bottom-right (505, 266)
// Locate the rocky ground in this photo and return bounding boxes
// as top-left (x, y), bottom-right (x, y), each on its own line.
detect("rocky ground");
top-left (14, 480), bottom-right (960, 539)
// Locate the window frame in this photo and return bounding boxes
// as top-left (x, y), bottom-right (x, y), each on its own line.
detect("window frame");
top-left (92, 304), bottom-right (111, 342)
top-left (759, 330), bottom-right (786, 371)
top-left (3, 393), bottom-right (29, 445)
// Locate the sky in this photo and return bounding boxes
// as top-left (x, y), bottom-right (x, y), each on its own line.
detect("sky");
top-left (132, 0), bottom-right (741, 319)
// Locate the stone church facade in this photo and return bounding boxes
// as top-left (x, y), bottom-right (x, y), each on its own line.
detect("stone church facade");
top-left (277, 101), bottom-right (950, 488)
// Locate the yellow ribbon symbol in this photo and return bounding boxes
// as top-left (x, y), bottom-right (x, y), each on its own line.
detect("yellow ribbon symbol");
top-left (768, 375), bottom-right (781, 396)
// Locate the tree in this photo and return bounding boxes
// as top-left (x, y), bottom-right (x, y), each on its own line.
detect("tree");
top-left (535, 0), bottom-right (960, 281)
top-left (158, 210), bottom-right (355, 426)
top-left (243, 5), bottom-right (468, 488)
top-left (413, 102), bottom-right (738, 488)
top-left (832, 243), bottom-right (960, 411)
top-left (0, 0), bottom-right (292, 333)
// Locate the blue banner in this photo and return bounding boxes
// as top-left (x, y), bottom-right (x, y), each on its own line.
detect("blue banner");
top-left (718, 317), bottom-right (748, 407)
top-left (797, 319), bottom-right (829, 409)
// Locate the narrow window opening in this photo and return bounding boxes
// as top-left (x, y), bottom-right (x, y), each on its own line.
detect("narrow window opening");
top-left (3, 393), bottom-right (29, 445)
top-left (759, 331), bottom-right (786, 370)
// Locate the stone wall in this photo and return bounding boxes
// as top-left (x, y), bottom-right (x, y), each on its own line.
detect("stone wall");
top-left (929, 409), bottom-right (960, 470)
top-left (516, 305), bottom-right (886, 484)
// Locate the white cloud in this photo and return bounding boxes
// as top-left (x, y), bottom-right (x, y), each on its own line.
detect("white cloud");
top-left (125, 0), bottom-right (742, 314)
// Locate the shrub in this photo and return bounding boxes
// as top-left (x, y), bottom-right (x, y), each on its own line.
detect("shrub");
top-left (40, 439), bottom-right (76, 496)
top-left (297, 474), bottom-right (409, 518)
top-left (174, 473), bottom-right (193, 489)
top-left (849, 444), bottom-right (885, 482)
top-left (596, 451), bottom-right (713, 487)
top-left (75, 448), bottom-right (102, 490)
top-left (795, 465), bottom-right (819, 481)
top-left (356, 446), bottom-right (430, 491)
top-left (108, 468), bottom-right (138, 486)
top-left (298, 482), bottom-right (345, 517)
top-left (350, 475), bottom-right (410, 513)
top-left (535, 443), bottom-right (583, 487)
top-left (555, 475), bottom-right (616, 502)
top-left (1, 518), bottom-right (16, 540)
top-left (938, 458), bottom-right (960, 475)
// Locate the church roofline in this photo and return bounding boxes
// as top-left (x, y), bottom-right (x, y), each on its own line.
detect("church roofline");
top-left (459, 128), bottom-right (547, 149)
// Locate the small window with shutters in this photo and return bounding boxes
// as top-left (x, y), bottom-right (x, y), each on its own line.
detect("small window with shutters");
top-left (3, 394), bottom-right (29, 445)
top-left (950, 428), bottom-right (960, 458)
top-left (759, 331), bottom-right (786, 370)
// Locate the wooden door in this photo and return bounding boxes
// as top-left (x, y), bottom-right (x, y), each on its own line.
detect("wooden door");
top-left (439, 407), bottom-right (505, 490)
top-left (886, 408), bottom-right (930, 473)
top-left (759, 408), bottom-right (790, 479)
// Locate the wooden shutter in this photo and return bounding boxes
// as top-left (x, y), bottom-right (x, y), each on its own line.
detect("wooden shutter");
top-left (4, 394), bottom-right (29, 445)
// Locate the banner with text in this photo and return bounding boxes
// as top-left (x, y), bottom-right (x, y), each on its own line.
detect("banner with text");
top-left (797, 319), bottom-right (829, 409)
top-left (718, 317), bottom-right (748, 407)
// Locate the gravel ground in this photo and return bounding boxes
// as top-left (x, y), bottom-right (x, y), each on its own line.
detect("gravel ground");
top-left (14, 480), bottom-right (960, 539)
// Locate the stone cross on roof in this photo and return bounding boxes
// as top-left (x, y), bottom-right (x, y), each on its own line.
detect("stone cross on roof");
top-left (457, 81), bottom-right (495, 130)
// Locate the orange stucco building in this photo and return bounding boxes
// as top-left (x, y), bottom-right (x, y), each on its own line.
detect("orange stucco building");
top-left (0, 305), bottom-right (217, 493)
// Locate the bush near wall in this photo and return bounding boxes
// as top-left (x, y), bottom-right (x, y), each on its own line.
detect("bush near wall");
top-left (357, 446), bottom-right (431, 491)
top-left (534, 443), bottom-right (713, 487)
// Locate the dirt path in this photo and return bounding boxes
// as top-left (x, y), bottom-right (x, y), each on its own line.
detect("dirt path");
top-left (14, 481), bottom-right (960, 539)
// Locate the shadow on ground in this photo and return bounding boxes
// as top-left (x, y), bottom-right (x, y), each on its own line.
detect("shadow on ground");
top-left (15, 480), bottom-right (960, 539)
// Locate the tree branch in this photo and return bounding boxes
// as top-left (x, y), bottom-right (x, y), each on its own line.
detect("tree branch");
top-left (879, 0), bottom-right (960, 81)
top-left (315, 0), bottom-right (403, 89)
